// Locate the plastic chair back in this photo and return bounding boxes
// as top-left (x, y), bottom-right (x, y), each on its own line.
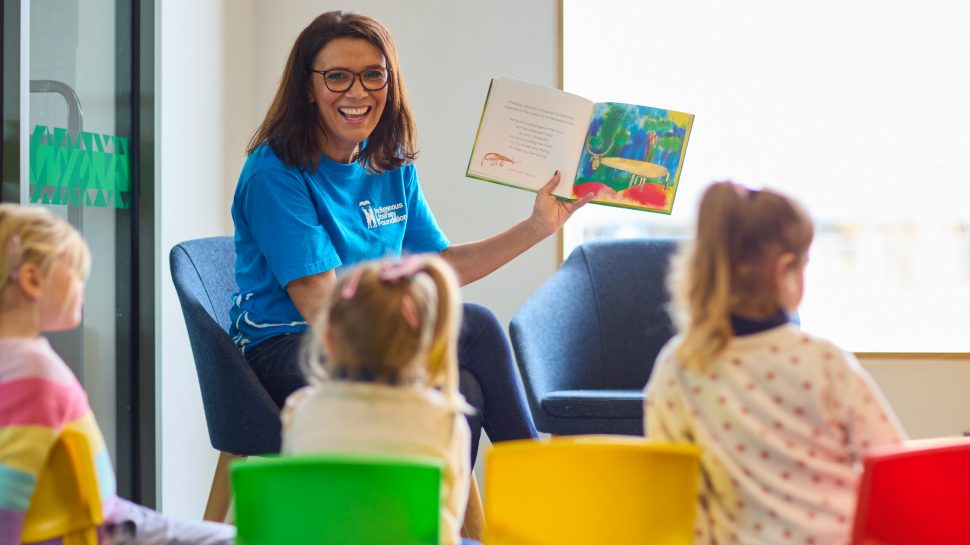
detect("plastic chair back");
top-left (22, 429), bottom-right (103, 545)
top-left (231, 453), bottom-right (442, 545)
top-left (484, 436), bottom-right (700, 545)
top-left (851, 439), bottom-right (970, 545)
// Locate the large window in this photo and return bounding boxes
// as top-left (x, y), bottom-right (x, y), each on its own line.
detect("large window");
top-left (563, 0), bottom-right (970, 352)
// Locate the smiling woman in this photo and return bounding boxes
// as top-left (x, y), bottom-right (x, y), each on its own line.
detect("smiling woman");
top-left (308, 38), bottom-right (389, 164)
top-left (227, 10), bottom-right (591, 544)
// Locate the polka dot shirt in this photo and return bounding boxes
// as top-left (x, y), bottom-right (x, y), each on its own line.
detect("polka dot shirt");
top-left (644, 324), bottom-right (906, 545)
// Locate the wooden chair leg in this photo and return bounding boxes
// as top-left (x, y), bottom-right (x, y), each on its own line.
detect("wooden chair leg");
top-left (461, 472), bottom-right (485, 540)
top-left (204, 451), bottom-right (240, 522)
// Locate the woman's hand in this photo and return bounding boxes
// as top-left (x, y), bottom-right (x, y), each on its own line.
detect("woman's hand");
top-left (529, 171), bottom-right (594, 238)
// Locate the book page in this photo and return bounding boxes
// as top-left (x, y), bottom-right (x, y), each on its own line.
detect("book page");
top-left (572, 102), bottom-right (694, 214)
top-left (467, 78), bottom-right (593, 197)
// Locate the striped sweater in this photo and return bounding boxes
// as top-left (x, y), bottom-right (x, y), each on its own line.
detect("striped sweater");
top-left (0, 337), bottom-right (123, 545)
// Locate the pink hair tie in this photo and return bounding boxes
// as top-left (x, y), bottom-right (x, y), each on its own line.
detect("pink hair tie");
top-left (341, 267), bottom-right (365, 300)
top-left (7, 235), bottom-right (22, 281)
top-left (379, 254), bottom-right (425, 282)
top-left (400, 295), bottom-right (421, 331)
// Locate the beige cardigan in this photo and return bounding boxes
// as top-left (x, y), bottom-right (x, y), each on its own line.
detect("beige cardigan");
top-left (282, 381), bottom-right (471, 545)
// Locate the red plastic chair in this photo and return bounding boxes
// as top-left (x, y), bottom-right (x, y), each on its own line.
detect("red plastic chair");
top-left (851, 439), bottom-right (970, 545)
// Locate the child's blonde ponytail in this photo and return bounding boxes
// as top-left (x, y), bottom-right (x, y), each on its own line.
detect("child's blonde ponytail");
top-left (669, 182), bottom-right (814, 369)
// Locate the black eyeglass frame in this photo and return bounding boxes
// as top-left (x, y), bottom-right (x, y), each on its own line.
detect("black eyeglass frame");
top-left (310, 67), bottom-right (392, 92)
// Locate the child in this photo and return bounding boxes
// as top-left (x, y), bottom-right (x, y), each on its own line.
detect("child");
top-left (281, 254), bottom-right (478, 545)
top-left (643, 182), bottom-right (906, 545)
top-left (0, 204), bottom-right (234, 545)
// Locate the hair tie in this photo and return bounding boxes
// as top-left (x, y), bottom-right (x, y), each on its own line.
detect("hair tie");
top-left (379, 254), bottom-right (425, 283)
top-left (732, 181), bottom-right (762, 200)
top-left (400, 294), bottom-right (420, 330)
top-left (7, 235), bottom-right (22, 281)
top-left (341, 267), bottom-right (365, 300)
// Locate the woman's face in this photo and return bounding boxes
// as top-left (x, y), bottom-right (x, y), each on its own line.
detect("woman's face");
top-left (309, 37), bottom-right (389, 162)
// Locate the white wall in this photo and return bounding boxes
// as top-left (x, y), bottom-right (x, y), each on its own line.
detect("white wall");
top-left (158, 0), bottom-right (559, 516)
top-left (157, 0), bottom-right (256, 516)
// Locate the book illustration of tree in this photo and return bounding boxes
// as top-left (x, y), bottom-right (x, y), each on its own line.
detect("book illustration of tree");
top-left (481, 152), bottom-right (516, 168)
top-left (573, 104), bottom-right (689, 209)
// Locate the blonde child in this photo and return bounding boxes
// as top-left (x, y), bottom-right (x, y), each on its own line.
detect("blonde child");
top-left (281, 254), bottom-right (478, 545)
top-left (643, 182), bottom-right (906, 545)
top-left (0, 204), bottom-right (234, 545)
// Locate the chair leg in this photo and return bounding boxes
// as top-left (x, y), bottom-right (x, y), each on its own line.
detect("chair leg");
top-left (461, 472), bottom-right (485, 540)
top-left (204, 451), bottom-right (239, 522)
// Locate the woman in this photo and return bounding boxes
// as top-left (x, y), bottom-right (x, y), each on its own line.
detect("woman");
top-left (228, 12), bottom-right (588, 529)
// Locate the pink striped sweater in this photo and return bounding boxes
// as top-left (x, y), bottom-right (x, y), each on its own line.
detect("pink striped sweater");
top-left (0, 337), bottom-right (125, 545)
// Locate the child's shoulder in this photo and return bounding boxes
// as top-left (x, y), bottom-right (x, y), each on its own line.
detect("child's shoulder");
top-left (0, 337), bottom-right (74, 384)
top-left (0, 338), bottom-right (87, 427)
top-left (288, 381), bottom-right (452, 413)
top-left (777, 327), bottom-right (854, 363)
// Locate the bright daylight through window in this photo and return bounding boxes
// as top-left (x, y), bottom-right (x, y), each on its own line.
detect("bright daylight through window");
top-left (563, 0), bottom-right (970, 352)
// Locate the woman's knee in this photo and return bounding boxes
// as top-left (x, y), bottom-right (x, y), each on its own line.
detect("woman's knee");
top-left (460, 303), bottom-right (505, 344)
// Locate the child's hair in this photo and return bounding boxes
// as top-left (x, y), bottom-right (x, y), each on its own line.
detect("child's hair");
top-left (669, 181), bottom-right (814, 368)
top-left (0, 204), bottom-right (91, 301)
top-left (304, 254), bottom-right (466, 409)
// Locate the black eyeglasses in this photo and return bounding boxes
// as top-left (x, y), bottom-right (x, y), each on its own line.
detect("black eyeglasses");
top-left (310, 67), bottom-right (391, 92)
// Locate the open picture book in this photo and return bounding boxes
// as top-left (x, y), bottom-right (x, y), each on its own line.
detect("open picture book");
top-left (466, 77), bottom-right (694, 214)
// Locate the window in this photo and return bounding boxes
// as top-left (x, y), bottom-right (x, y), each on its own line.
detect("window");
top-left (563, 0), bottom-right (970, 352)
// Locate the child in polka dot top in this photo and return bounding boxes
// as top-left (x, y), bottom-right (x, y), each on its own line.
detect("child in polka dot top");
top-left (643, 181), bottom-right (906, 545)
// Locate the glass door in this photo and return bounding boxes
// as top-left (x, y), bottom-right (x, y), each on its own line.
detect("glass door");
top-left (1, 0), bottom-right (155, 505)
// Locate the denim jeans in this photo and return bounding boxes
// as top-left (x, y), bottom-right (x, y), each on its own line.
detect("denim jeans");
top-left (246, 303), bottom-right (538, 464)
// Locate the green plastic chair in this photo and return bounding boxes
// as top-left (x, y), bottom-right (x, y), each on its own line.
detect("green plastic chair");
top-left (230, 453), bottom-right (443, 545)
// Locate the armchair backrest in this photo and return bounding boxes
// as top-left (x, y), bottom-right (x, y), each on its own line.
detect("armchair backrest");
top-left (511, 237), bottom-right (680, 394)
top-left (169, 236), bottom-right (281, 455)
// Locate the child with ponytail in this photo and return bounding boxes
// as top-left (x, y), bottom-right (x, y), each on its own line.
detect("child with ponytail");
top-left (644, 182), bottom-right (905, 545)
top-left (0, 204), bottom-right (234, 545)
top-left (281, 254), bottom-right (476, 545)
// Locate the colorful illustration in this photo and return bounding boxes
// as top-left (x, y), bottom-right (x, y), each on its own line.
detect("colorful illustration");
top-left (573, 103), bottom-right (692, 214)
top-left (466, 78), bottom-right (694, 215)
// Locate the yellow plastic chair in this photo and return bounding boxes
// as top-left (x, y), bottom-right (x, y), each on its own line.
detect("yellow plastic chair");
top-left (484, 436), bottom-right (700, 545)
top-left (22, 428), bottom-right (104, 545)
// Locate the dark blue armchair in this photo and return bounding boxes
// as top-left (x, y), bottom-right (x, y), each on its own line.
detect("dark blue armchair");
top-left (509, 237), bottom-right (681, 436)
top-left (170, 236), bottom-right (281, 519)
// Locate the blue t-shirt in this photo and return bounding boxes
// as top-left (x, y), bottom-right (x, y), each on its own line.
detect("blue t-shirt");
top-left (229, 144), bottom-right (450, 352)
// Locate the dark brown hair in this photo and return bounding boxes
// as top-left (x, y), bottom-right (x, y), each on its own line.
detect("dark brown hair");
top-left (246, 11), bottom-right (417, 173)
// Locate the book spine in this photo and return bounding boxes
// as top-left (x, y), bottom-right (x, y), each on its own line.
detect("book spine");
top-left (466, 79), bottom-right (497, 177)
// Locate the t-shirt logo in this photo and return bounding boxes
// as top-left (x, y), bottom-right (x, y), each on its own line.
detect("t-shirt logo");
top-left (359, 200), bottom-right (378, 229)
top-left (359, 199), bottom-right (407, 229)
